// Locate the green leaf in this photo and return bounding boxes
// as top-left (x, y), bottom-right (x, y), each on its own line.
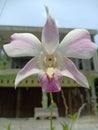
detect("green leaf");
top-left (49, 102), bottom-right (57, 109)
top-left (68, 112), bottom-right (78, 121)
top-left (61, 123), bottom-right (69, 130)
top-left (52, 127), bottom-right (55, 130)
top-left (4, 124), bottom-right (11, 130)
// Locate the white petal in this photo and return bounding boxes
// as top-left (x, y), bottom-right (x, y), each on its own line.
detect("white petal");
top-left (3, 33), bottom-right (42, 57)
top-left (59, 29), bottom-right (97, 59)
top-left (61, 58), bottom-right (89, 88)
top-left (42, 6), bottom-right (59, 54)
top-left (15, 57), bottom-right (40, 88)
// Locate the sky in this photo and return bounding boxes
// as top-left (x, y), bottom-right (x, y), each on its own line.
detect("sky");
top-left (0, 0), bottom-right (98, 44)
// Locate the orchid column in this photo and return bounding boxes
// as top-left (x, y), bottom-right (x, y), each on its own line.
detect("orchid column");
top-left (3, 6), bottom-right (97, 130)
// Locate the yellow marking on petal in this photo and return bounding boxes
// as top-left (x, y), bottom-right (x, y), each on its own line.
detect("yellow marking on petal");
top-left (46, 67), bottom-right (54, 78)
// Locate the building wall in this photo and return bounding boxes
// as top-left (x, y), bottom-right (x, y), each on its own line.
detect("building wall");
top-left (0, 26), bottom-right (97, 117)
top-left (0, 87), bottom-right (92, 117)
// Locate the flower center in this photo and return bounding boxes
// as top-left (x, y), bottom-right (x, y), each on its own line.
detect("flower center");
top-left (43, 54), bottom-right (57, 68)
top-left (43, 54), bottom-right (57, 78)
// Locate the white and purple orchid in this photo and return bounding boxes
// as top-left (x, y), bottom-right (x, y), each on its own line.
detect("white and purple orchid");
top-left (3, 7), bottom-right (97, 92)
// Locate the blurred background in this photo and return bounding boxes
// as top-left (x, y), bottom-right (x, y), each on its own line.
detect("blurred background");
top-left (0, 0), bottom-right (98, 118)
top-left (0, 0), bottom-right (98, 43)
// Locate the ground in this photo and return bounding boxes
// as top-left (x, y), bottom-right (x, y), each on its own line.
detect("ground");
top-left (0, 116), bottom-right (98, 130)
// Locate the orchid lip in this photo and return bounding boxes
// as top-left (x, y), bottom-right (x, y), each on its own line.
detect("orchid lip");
top-left (46, 67), bottom-right (55, 79)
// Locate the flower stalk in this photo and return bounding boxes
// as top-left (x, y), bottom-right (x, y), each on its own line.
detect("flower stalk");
top-left (49, 92), bottom-right (54, 130)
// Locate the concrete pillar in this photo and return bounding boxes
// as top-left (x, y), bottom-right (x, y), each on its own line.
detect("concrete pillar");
top-left (93, 52), bottom-right (98, 72)
top-left (82, 59), bottom-right (91, 71)
top-left (75, 59), bottom-right (79, 69)
top-left (41, 92), bottom-right (48, 109)
top-left (91, 81), bottom-right (97, 115)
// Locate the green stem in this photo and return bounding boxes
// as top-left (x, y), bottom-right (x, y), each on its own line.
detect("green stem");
top-left (49, 92), bottom-right (54, 130)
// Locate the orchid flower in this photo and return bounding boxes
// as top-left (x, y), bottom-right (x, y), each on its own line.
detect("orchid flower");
top-left (3, 7), bottom-right (97, 92)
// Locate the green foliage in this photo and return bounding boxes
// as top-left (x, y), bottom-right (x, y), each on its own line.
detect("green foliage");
top-left (4, 124), bottom-right (11, 130)
top-left (51, 127), bottom-right (55, 130)
top-left (68, 112), bottom-right (78, 121)
top-left (61, 103), bottom-right (86, 130)
top-left (61, 112), bottom-right (78, 130)
top-left (61, 123), bottom-right (69, 130)
top-left (49, 102), bottom-right (57, 109)
top-left (0, 50), bottom-right (10, 70)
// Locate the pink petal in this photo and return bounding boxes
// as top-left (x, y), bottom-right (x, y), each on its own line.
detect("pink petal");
top-left (61, 58), bottom-right (89, 88)
top-left (3, 33), bottom-right (42, 57)
top-left (38, 69), bottom-right (62, 92)
top-left (42, 6), bottom-right (59, 54)
top-left (15, 57), bottom-right (40, 88)
top-left (59, 29), bottom-right (97, 59)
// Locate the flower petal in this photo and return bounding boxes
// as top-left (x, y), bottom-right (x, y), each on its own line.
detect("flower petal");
top-left (59, 29), bottom-right (97, 59)
top-left (42, 6), bottom-right (59, 54)
top-left (15, 57), bottom-right (40, 88)
top-left (38, 69), bottom-right (62, 92)
top-left (3, 33), bottom-right (42, 57)
top-left (61, 58), bottom-right (89, 88)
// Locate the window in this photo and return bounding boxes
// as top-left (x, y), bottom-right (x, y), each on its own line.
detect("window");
top-left (0, 48), bottom-right (10, 70)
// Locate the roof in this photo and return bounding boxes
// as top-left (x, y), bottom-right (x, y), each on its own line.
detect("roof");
top-left (0, 25), bottom-right (97, 44)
